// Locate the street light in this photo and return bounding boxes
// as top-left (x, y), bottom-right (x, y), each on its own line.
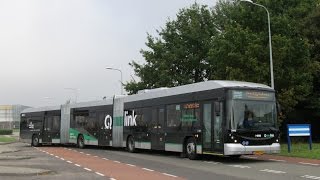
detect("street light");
top-left (64, 88), bottom-right (79, 103)
top-left (105, 67), bottom-right (123, 95)
top-left (240, 0), bottom-right (274, 89)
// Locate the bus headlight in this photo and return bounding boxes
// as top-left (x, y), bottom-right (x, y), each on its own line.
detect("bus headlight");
top-left (276, 139), bottom-right (279, 142)
top-left (234, 140), bottom-right (237, 143)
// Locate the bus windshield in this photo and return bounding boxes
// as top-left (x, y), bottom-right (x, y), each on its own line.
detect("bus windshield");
top-left (228, 90), bottom-right (276, 131)
top-left (232, 100), bottom-right (276, 130)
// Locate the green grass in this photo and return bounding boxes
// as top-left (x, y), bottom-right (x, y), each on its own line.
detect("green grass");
top-left (0, 135), bottom-right (16, 143)
top-left (280, 143), bottom-right (320, 159)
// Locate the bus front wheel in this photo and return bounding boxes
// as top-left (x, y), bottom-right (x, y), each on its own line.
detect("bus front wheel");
top-left (77, 135), bottom-right (85, 149)
top-left (186, 137), bottom-right (198, 160)
top-left (32, 135), bottom-right (40, 147)
top-left (127, 136), bottom-right (135, 153)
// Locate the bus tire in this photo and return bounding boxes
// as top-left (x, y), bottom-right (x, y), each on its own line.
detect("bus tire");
top-left (32, 134), bottom-right (40, 147)
top-left (127, 136), bottom-right (135, 153)
top-left (186, 137), bottom-right (197, 160)
top-left (77, 135), bottom-right (85, 149)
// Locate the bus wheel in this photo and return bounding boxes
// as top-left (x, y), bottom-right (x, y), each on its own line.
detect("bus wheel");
top-left (186, 137), bottom-right (197, 160)
top-left (77, 135), bottom-right (85, 149)
top-left (32, 135), bottom-right (40, 147)
top-left (127, 136), bottom-right (135, 153)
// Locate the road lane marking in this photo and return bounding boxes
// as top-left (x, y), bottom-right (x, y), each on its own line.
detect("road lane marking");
top-left (243, 155), bottom-right (258, 159)
top-left (301, 175), bottom-right (320, 179)
top-left (260, 169), bottom-right (286, 174)
top-left (67, 161), bottom-right (72, 163)
top-left (55, 156), bottom-right (60, 158)
top-left (75, 164), bottom-right (81, 167)
top-left (102, 158), bottom-right (109, 160)
top-left (113, 161), bottom-right (121, 163)
top-left (80, 152), bottom-right (84, 154)
top-left (268, 159), bottom-right (286, 162)
top-left (60, 158), bottom-right (65, 160)
top-left (84, 168), bottom-right (92, 172)
top-left (110, 178), bottom-right (117, 180)
top-left (204, 161), bottom-right (220, 164)
top-left (299, 162), bottom-right (319, 166)
top-left (142, 168), bottom-right (154, 172)
top-left (126, 163), bottom-right (136, 167)
top-left (228, 165), bottom-right (251, 168)
top-left (95, 172), bottom-right (105, 177)
top-left (50, 154), bottom-right (54, 156)
top-left (86, 153), bottom-right (91, 156)
top-left (94, 156), bottom-right (98, 158)
top-left (162, 173), bottom-right (178, 178)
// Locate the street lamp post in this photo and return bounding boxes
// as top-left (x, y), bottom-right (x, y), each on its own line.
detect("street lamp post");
top-left (240, 0), bottom-right (274, 89)
top-left (106, 67), bottom-right (123, 95)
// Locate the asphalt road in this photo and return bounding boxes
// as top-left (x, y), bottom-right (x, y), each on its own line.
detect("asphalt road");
top-left (41, 145), bottom-right (320, 180)
top-left (2, 143), bottom-right (320, 180)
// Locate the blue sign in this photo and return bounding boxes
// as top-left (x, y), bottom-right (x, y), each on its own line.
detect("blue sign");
top-left (287, 124), bottom-right (312, 153)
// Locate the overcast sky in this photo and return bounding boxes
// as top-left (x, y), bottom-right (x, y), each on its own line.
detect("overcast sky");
top-left (0, 0), bottom-right (216, 107)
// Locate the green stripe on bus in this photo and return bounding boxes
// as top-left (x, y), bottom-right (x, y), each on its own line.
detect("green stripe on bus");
top-left (113, 116), bottom-right (123, 126)
top-left (69, 128), bottom-right (97, 141)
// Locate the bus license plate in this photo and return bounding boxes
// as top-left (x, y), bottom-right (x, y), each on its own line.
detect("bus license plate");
top-left (253, 151), bottom-right (264, 155)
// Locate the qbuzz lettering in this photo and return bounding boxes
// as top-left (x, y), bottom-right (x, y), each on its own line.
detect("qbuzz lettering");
top-left (104, 115), bottom-right (112, 129)
top-left (104, 110), bottom-right (137, 129)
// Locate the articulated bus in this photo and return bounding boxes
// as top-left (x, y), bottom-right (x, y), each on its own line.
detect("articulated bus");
top-left (20, 80), bottom-right (280, 159)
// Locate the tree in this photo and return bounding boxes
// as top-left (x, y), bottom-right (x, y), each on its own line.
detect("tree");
top-left (125, 0), bottom-right (319, 119)
top-left (125, 3), bottom-right (219, 94)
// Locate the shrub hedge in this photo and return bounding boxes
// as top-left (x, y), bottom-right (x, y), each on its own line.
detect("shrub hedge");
top-left (0, 129), bottom-right (13, 135)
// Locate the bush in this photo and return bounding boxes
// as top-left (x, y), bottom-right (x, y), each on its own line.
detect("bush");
top-left (0, 129), bottom-right (13, 135)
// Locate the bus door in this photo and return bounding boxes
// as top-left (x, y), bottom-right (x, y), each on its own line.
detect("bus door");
top-left (43, 115), bottom-right (60, 143)
top-left (203, 101), bottom-right (224, 152)
top-left (151, 107), bottom-right (165, 150)
top-left (42, 116), bottom-right (52, 143)
top-left (98, 112), bottom-right (112, 146)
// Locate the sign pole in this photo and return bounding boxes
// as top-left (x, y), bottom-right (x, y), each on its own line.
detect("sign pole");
top-left (287, 124), bottom-right (291, 153)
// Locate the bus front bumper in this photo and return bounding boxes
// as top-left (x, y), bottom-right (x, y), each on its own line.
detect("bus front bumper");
top-left (224, 143), bottom-right (280, 155)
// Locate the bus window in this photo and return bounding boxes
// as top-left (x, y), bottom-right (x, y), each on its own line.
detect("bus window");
top-left (181, 102), bottom-right (200, 127)
top-left (166, 104), bottom-right (181, 127)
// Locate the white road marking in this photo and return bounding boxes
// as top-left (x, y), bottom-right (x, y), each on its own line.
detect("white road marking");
top-left (142, 168), bottom-right (154, 172)
top-left (228, 165), bottom-right (251, 169)
top-left (95, 172), bottom-right (105, 177)
top-left (84, 168), bottom-right (92, 172)
top-left (126, 163), bottom-right (136, 167)
top-left (50, 154), bottom-right (54, 156)
top-left (86, 153), bottom-right (91, 156)
top-left (94, 156), bottom-right (98, 158)
top-left (301, 175), bottom-right (320, 179)
top-left (110, 178), bottom-right (117, 180)
top-left (75, 164), bottom-right (81, 167)
top-left (80, 152), bottom-right (84, 154)
top-left (102, 158), bottom-right (109, 160)
top-left (299, 162), bottom-right (319, 166)
top-left (60, 158), bottom-right (65, 161)
top-left (243, 155), bottom-right (258, 159)
top-left (55, 156), bottom-right (60, 158)
top-left (113, 161), bottom-right (121, 163)
top-left (68, 148), bottom-right (72, 151)
top-left (260, 169), bottom-right (286, 174)
top-left (67, 161), bottom-right (72, 163)
top-left (204, 161), bottom-right (220, 164)
top-left (268, 159), bottom-right (286, 162)
top-left (162, 173), bottom-right (178, 178)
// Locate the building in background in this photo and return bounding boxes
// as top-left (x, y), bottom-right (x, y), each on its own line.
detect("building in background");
top-left (0, 105), bottom-right (30, 129)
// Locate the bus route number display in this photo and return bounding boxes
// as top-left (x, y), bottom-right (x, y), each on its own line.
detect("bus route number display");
top-left (232, 90), bottom-right (274, 101)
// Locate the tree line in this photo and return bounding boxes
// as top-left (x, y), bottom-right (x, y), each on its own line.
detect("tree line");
top-left (124, 0), bottom-right (320, 127)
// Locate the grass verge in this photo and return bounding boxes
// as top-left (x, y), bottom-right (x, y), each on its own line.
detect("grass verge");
top-left (0, 136), bottom-right (16, 143)
top-left (280, 143), bottom-right (320, 159)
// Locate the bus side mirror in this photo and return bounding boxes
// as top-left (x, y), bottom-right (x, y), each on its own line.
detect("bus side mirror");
top-left (214, 102), bottom-right (220, 115)
top-left (276, 101), bottom-right (281, 115)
